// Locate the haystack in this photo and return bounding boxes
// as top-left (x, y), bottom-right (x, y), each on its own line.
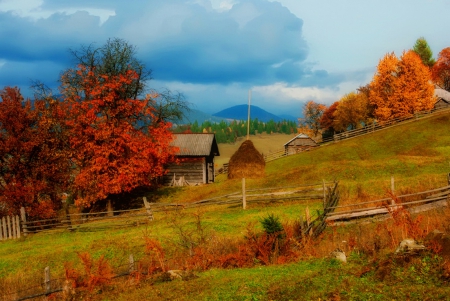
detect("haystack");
top-left (228, 140), bottom-right (265, 179)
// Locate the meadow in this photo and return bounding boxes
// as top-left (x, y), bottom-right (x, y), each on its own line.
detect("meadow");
top-left (2, 112), bottom-right (450, 300)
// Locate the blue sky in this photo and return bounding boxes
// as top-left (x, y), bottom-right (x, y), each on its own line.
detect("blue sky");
top-left (0, 0), bottom-right (448, 117)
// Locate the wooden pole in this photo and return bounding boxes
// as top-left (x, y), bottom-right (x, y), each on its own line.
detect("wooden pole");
top-left (15, 215), bottom-right (20, 238)
top-left (247, 90), bottom-right (251, 141)
top-left (2, 217), bottom-right (6, 239)
top-left (44, 266), bottom-right (51, 292)
top-left (7, 216), bottom-right (11, 239)
top-left (322, 179), bottom-right (326, 208)
top-left (242, 178), bottom-right (247, 210)
top-left (12, 215), bottom-right (16, 239)
top-left (143, 197), bottom-right (154, 221)
top-left (129, 254), bottom-right (135, 273)
top-left (20, 207), bottom-right (28, 237)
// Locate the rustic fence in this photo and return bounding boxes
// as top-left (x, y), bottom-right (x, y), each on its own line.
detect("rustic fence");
top-left (262, 106), bottom-right (450, 163)
top-left (5, 181), bottom-right (333, 237)
top-left (0, 214), bottom-right (21, 241)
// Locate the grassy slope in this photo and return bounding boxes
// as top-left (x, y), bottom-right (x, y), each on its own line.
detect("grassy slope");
top-left (2, 112), bottom-right (450, 300)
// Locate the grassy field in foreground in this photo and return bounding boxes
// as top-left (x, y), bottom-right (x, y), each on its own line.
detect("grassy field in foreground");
top-left (2, 112), bottom-right (450, 300)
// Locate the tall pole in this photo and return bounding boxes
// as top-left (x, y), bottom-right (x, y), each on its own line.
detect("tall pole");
top-left (247, 89), bottom-right (251, 140)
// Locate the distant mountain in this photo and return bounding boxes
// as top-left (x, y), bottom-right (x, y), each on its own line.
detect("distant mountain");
top-left (213, 105), bottom-right (285, 123)
top-left (177, 108), bottom-right (225, 125)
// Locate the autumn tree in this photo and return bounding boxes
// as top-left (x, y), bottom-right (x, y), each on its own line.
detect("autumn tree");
top-left (62, 67), bottom-right (177, 208)
top-left (301, 101), bottom-right (326, 136)
top-left (412, 37), bottom-right (435, 68)
top-left (432, 47), bottom-right (450, 91)
top-left (0, 87), bottom-right (70, 218)
top-left (319, 101), bottom-right (339, 136)
top-left (370, 51), bottom-right (434, 121)
top-left (333, 92), bottom-right (370, 131)
top-left (61, 39), bottom-right (179, 208)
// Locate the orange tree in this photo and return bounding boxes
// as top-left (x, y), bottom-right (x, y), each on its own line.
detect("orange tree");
top-left (432, 47), bottom-right (450, 91)
top-left (61, 67), bottom-right (177, 208)
top-left (333, 91), bottom-right (371, 131)
top-left (301, 100), bottom-right (326, 136)
top-left (0, 87), bottom-right (71, 218)
top-left (370, 50), bottom-right (434, 121)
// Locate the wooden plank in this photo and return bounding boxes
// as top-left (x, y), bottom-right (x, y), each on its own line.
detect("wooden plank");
top-left (2, 217), bottom-right (6, 240)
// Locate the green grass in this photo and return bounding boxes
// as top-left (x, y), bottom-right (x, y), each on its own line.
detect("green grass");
top-left (2, 112), bottom-right (450, 300)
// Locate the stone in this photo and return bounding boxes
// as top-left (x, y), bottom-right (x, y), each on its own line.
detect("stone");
top-left (330, 248), bottom-right (347, 263)
top-left (395, 238), bottom-right (426, 254)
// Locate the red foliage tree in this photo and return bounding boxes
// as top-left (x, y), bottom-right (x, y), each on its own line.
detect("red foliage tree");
top-left (0, 87), bottom-right (70, 218)
top-left (319, 101), bottom-right (339, 133)
top-left (432, 47), bottom-right (450, 92)
top-left (62, 67), bottom-right (177, 207)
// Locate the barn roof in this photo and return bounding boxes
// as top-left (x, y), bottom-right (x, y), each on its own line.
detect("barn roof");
top-left (435, 88), bottom-right (450, 103)
top-left (284, 133), bottom-right (316, 146)
top-left (172, 133), bottom-right (220, 157)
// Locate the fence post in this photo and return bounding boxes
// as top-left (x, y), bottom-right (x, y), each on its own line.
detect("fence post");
top-left (20, 207), bottom-right (28, 237)
top-left (322, 179), bottom-right (326, 208)
top-left (7, 216), bottom-right (12, 239)
top-left (44, 266), bottom-right (51, 292)
top-left (129, 254), bottom-right (135, 273)
top-left (143, 197), bottom-right (154, 221)
top-left (242, 178), bottom-right (246, 210)
top-left (12, 215), bottom-right (16, 239)
top-left (2, 217), bottom-right (6, 240)
top-left (15, 215), bottom-right (20, 238)
top-left (0, 218), bottom-right (3, 240)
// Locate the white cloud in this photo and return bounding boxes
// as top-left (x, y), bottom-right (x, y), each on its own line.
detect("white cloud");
top-left (0, 0), bottom-right (115, 24)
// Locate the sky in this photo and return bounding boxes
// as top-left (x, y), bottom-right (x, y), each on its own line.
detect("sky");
top-left (0, 0), bottom-right (449, 117)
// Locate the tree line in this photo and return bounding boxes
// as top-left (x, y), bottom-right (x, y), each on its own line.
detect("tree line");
top-left (0, 38), bottom-right (189, 220)
top-left (301, 38), bottom-right (450, 139)
top-left (174, 119), bottom-right (298, 143)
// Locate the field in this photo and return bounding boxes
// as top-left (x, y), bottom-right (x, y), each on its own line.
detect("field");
top-left (2, 112), bottom-right (450, 300)
top-left (214, 133), bottom-right (293, 166)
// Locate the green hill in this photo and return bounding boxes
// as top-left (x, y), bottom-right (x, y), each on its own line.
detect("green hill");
top-left (2, 111), bottom-right (450, 300)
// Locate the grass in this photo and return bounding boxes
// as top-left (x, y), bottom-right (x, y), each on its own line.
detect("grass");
top-left (2, 112), bottom-right (450, 300)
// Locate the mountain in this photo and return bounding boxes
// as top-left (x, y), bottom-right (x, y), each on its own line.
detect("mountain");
top-left (213, 105), bottom-right (286, 123)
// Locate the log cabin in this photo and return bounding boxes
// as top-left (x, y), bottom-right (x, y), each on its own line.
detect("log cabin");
top-left (163, 133), bottom-right (220, 186)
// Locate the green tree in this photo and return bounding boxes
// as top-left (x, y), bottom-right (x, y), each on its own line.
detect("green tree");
top-left (413, 37), bottom-right (435, 68)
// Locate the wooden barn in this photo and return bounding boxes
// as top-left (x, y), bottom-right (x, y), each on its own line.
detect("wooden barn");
top-left (284, 133), bottom-right (318, 155)
top-left (163, 133), bottom-right (220, 186)
top-left (434, 88), bottom-right (450, 110)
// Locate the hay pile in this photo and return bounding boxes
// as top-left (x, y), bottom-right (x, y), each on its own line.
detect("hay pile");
top-left (228, 140), bottom-right (265, 179)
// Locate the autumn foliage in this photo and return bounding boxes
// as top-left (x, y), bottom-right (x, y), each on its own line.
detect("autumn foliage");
top-left (0, 68), bottom-right (176, 217)
top-left (370, 50), bottom-right (435, 121)
top-left (0, 87), bottom-right (70, 218)
top-left (432, 47), bottom-right (450, 92)
top-left (62, 66), bottom-right (176, 207)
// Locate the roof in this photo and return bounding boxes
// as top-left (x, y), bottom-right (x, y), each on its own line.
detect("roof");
top-left (435, 88), bottom-right (450, 103)
top-left (284, 133), bottom-right (317, 146)
top-left (171, 133), bottom-right (220, 157)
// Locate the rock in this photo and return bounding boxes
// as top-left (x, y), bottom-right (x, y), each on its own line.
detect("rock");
top-left (330, 248), bottom-right (347, 263)
top-left (157, 270), bottom-right (198, 282)
top-left (395, 238), bottom-right (426, 254)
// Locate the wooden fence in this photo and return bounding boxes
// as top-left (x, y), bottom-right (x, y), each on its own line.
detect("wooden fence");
top-left (6, 181), bottom-right (332, 236)
top-left (262, 106), bottom-right (450, 163)
top-left (0, 214), bottom-right (21, 241)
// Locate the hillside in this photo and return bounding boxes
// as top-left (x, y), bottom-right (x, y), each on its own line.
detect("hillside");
top-left (2, 111), bottom-right (450, 300)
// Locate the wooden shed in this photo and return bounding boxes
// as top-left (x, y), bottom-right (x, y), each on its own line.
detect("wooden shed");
top-left (434, 88), bottom-right (450, 110)
top-left (163, 133), bottom-right (220, 186)
top-left (284, 133), bottom-right (318, 155)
